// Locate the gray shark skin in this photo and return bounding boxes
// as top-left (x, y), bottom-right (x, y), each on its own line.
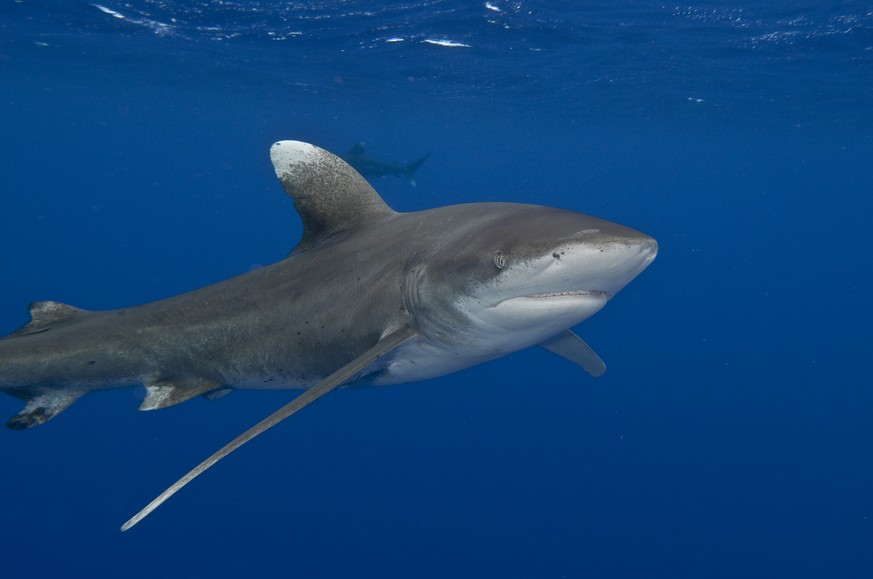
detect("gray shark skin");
top-left (343, 141), bottom-right (430, 182)
top-left (0, 140), bottom-right (657, 530)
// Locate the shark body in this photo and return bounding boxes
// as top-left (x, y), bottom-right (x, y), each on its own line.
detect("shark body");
top-left (0, 140), bottom-right (657, 529)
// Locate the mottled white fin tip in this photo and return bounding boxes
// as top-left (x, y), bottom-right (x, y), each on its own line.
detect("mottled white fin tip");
top-left (268, 139), bottom-right (395, 254)
top-left (7, 391), bottom-right (84, 429)
top-left (269, 140), bottom-right (319, 179)
top-left (139, 377), bottom-right (222, 411)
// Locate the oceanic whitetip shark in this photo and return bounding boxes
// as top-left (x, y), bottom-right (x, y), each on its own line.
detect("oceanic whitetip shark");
top-left (0, 140), bottom-right (657, 530)
top-left (343, 141), bottom-right (430, 184)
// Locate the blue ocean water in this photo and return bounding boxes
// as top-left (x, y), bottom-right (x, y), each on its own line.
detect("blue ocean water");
top-left (1, 1), bottom-right (872, 577)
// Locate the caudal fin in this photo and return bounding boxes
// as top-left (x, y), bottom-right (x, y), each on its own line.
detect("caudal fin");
top-left (403, 152), bottom-right (431, 185)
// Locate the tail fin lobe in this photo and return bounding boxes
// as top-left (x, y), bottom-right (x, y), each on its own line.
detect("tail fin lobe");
top-left (404, 152), bottom-right (431, 183)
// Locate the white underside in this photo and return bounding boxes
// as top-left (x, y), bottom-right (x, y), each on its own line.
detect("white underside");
top-left (373, 292), bottom-right (608, 385)
top-left (370, 338), bottom-right (497, 385)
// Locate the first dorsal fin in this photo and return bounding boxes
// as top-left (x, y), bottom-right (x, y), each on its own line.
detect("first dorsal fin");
top-left (270, 140), bottom-right (396, 254)
top-left (11, 301), bottom-right (88, 337)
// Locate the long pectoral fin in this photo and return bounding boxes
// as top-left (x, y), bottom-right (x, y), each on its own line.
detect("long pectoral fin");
top-left (538, 330), bottom-right (606, 377)
top-left (121, 325), bottom-right (417, 532)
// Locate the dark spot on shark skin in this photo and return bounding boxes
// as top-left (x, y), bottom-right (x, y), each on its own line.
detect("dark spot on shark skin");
top-left (552, 252), bottom-right (561, 259)
top-left (88, 360), bottom-right (96, 365)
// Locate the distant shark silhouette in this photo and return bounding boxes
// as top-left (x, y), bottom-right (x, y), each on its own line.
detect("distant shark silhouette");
top-left (343, 141), bottom-right (430, 184)
top-left (0, 140), bottom-right (657, 531)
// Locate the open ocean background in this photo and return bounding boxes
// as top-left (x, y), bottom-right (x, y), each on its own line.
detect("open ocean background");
top-left (1, 1), bottom-right (872, 577)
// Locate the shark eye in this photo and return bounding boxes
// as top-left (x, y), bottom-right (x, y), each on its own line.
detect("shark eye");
top-left (493, 252), bottom-right (506, 269)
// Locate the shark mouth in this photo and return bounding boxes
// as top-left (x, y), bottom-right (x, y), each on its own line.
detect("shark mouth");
top-left (525, 290), bottom-right (607, 299)
top-left (479, 290), bottom-right (610, 332)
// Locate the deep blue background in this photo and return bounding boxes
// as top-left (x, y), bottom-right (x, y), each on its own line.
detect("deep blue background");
top-left (1, 2), bottom-right (872, 577)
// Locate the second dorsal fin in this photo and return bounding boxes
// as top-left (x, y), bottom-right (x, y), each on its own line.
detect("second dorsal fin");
top-left (11, 301), bottom-right (89, 337)
top-left (270, 140), bottom-right (396, 253)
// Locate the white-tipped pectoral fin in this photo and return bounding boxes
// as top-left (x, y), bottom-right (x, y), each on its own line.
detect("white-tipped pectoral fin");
top-left (538, 329), bottom-right (606, 377)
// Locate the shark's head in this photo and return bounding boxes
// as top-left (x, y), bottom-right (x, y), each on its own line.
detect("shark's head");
top-left (408, 204), bottom-right (657, 357)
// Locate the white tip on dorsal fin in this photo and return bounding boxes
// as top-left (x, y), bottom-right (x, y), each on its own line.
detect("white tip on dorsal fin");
top-left (270, 140), bottom-right (396, 254)
top-left (11, 301), bottom-right (89, 337)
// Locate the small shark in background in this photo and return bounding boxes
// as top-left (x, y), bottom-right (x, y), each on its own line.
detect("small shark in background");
top-left (343, 141), bottom-right (431, 185)
top-left (0, 140), bottom-right (657, 530)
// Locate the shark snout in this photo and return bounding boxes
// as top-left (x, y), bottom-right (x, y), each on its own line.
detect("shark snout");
top-left (567, 227), bottom-right (657, 298)
top-left (639, 229), bottom-right (657, 250)
top-left (609, 232), bottom-right (657, 296)
top-left (600, 225), bottom-right (657, 261)
top-left (639, 235), bottom-right (658, 261)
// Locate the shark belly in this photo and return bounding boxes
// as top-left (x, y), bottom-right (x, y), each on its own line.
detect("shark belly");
top-left (367, 339), bottom-right (484, 385)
